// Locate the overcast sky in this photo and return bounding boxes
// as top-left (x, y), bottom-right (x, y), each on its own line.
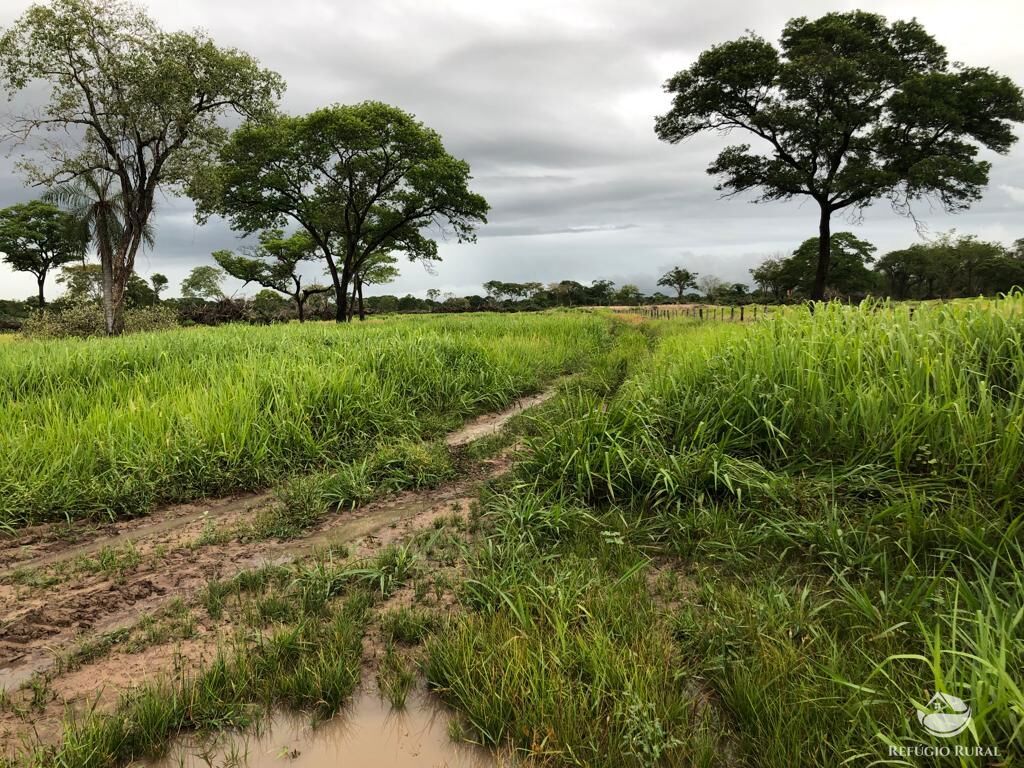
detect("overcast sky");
top-left (1, 0), bottom-right (1023, 300)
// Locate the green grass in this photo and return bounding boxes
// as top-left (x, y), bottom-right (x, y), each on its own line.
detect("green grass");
top-left (427, 296), bottom-right (1024, 766)
top-left (7, 555), bottom-right (372, 768)
top-left (0, 313), bottom-right (609, 528)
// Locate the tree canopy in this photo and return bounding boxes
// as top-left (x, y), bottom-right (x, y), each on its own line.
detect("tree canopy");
top-left (213, 229), bottom-right (331, 321)
top-left (181, 265), bottom-right (226, 301)
top-left (0, 0), bottom-right (283, 332)
top-left (0, 200), bottom-right (85, 306)
top-left (656, 11), bottom-right (1024, 300)
top-left (189, 101), bottom-right (489, 322)
top-left (657, 267), bottom-right (699, 300)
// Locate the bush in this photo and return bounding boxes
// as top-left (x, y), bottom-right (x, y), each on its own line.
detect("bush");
top-left (19, 302), bottom-right (179, 339)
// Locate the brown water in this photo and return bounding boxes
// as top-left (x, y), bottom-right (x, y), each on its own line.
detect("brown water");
top-left (143, 689), bottom-right (497, 768)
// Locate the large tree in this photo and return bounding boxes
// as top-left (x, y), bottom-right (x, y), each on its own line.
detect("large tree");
top-left (189, 101), bottom-right (489, 322)
top-left (0, 200), bottom-right (85, 306)
top-left (657, 266), bottom-right (698, 300)
top-left (213, 229), bottom-right (331, 322)
top-left (655, 11), bottom-right (1024, 300)
top-left (0, 0), bottom-right (283, 333)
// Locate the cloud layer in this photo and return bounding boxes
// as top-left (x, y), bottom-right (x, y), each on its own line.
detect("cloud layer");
top-left (1, 0), bottom-right (1022, 300)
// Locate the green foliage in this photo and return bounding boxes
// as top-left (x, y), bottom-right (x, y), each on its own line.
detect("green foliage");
top-left (0, 313), bottom-right (608, 527)
top-left (180, 265), bottom-right (226, 300)
top-left (213, 229), bottom-right (329, 321)
top-left (876, 231), bottom-right (1023, 299)
top-left (656, 11), bottom-right (1024, 299)
top-left (656, 267), bottom-right (698, 300)
top-left (19, 302), bottom-right (178, 339)
top-left (0, 0), bottom-right (283, 331)
top-left (752, 232), bottom-right (878, 298)
top-left (0, 199), bottom-right (85, 305)
top-left (189, 101), bottom-right (488, 321)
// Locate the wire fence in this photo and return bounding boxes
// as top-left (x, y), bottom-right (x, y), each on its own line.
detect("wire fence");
top-left (610, 304), bottom-right (776, 322)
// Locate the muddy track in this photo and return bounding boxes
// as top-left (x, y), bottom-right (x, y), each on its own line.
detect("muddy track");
top-left (0, 387), bottom-right (556, 696)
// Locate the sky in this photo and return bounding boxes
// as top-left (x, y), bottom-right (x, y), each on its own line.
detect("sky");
top-left (1, 0), bottom-right (1023, 300)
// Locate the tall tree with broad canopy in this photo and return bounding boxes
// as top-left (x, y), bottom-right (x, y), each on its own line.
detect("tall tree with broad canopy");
top-left (655, 11), bottom-right (1024, 300)
top-left (189, 102), bottom-right (489, 322)
top-left (0, 200), bottom-right (85, 306)
top-left (213, 229), bottom-right (331, 322)
top-left (0, 0), bottom-right (283, 333)
top-left (657, 266), bottom-right (699, 300)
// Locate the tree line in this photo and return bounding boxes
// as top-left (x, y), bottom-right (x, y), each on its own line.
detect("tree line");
top-left (1, 3), bottom-right (1022, 333)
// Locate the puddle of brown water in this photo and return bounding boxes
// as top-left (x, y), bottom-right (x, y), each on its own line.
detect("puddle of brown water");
top-left (142, 689), bottom-right (497, 768)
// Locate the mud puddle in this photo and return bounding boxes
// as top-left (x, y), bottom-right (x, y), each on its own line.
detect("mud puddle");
top-left (144, 688), bottom-right (496, 768)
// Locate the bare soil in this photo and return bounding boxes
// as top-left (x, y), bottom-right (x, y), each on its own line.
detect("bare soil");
top-left (0, 388), bottom-right (556, 756)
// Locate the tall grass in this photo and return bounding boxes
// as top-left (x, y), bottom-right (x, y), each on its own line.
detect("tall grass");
top-left (0, 313), bottom-right (607, 527)
top-left (526, 297), bottom-right (1024, 510)
top-left (430, 297), bottom-right (1023, 766)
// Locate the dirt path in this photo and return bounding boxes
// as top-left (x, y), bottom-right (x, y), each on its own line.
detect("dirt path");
top-left (0, 387), bottom-right (557, 699)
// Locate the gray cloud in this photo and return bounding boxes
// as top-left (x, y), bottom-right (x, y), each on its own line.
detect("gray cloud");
top-left (1, 0), bottom-right (1023, 301)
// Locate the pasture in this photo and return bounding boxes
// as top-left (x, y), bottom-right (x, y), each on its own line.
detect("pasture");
top-left (1, 299), bottom-right (1021, 767)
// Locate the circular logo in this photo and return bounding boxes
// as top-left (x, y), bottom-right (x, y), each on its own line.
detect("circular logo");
top-left (917, 692), bottom-right (971, 738)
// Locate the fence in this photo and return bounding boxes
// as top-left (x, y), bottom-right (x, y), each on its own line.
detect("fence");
top-left (611, 304), bottom-right (775, 322)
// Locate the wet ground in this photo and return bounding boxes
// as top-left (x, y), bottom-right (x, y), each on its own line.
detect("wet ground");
top-left (144, 688), bottom-right (497, 768)
top-left (0, 387), bottom-right (557, 759)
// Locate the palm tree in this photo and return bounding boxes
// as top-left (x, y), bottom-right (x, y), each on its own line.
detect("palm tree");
top-left (45, 172), bottom-right (154, 335)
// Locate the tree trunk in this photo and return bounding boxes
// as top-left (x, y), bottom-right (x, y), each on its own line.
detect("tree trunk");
top-left (109, 276), bottom-right (126, 335)
top-left (357, 279), bottom-right (365, 321)
top-left (336, 260), bottom-right (351, 323)
top-left (811, 204), bottom-right (831, 301)
top-left (295, 294), bottom-right (306, 323)
top-left (36, 274), bottom-right (46, 308)
top-left (347, 280), bottom-right (357, 322)
top-left (101, 253), bottom-right (115, 335)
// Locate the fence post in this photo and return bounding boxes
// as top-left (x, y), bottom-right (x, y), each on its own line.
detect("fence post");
top-left (740, 305), bottom-right (745, 322)
top-left (699, 307), bottom-right (703, 321)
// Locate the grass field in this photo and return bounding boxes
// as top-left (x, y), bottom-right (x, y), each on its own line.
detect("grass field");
top-left (426, 296), bottom-right (1024, 766)
top-left (2, 299), bottom-right (1022, 767)
top-left (0, 313), bottom-right (608, 529)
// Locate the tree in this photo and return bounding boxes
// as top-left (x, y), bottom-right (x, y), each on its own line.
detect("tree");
top-left (150, 274), bottom-right (168, 300)
top-left (0, 200), bottom-right (84, 306)
top-left (788, 233), bottom-right (877, 296)
top-left (189, 102), bottom-right (489, 322)
top-left (425, 288), bottom-right (441, 302)
top-left (0, 0), bottom-right (283, 333)
top-left (57, 263), bottom-right (103, 302)
top-left (876, 233), bottom-right (1015, 298)
top-left (46, 170), bottom-right (153, 333)
top-left (697, 275), bottom-right (726, 301)
top-left (213, 229), bottom-right (330, 322)
top-left (750, 257), bottom-right (789, 300)
top-left (589, 279), bottom-right (615, 305)
top-left (655, 11), bottom-right (1024, 300)
top-left (181, 266), bottom-right (225, 300)
top-left (657, 267), bottom-right (698, 300)
top-left (612, 284), bottom-right (642, 305)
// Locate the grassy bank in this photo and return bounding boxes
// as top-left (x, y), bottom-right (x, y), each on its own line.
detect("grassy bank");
top-left (426, 297), bottom-right (1024, 766)
top-left (0, 313), bottom-right (607, 528)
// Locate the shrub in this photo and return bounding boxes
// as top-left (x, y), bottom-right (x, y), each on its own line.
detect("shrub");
top-left (19, 302), bottom-right (179, 339)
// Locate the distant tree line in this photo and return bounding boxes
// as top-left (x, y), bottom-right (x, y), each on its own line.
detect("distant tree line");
top-left (749, 231), bottom-right (1024, 302)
